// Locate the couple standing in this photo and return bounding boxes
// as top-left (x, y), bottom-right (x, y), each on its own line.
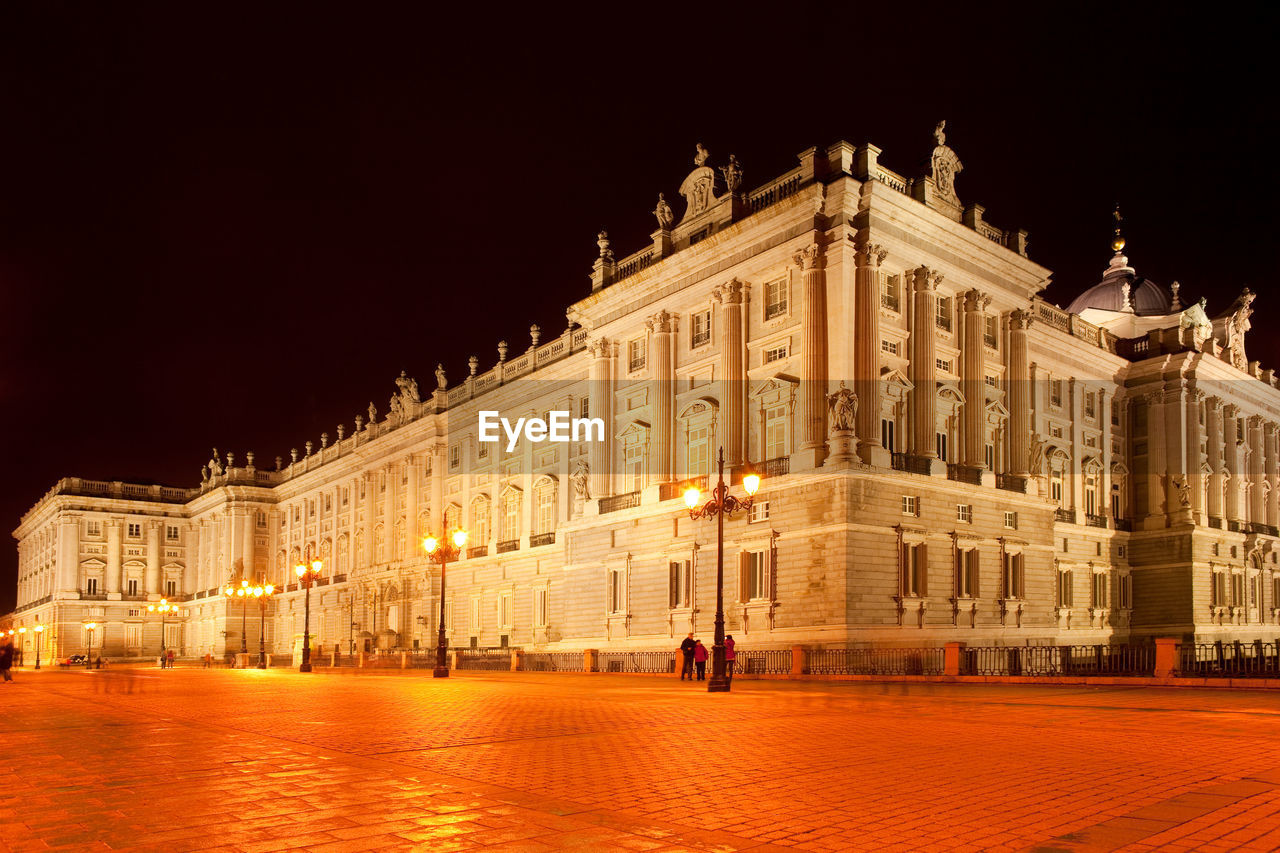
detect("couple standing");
top-left (678, 633), bottom-right (736, 682)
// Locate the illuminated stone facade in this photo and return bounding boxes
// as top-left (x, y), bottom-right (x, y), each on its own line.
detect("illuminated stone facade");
top-left (13, 128), bottom-right (1280, 662)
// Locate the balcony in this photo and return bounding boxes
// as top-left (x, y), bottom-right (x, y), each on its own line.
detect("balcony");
top-left (1208, 517), bottom-right (1223, 529)
top-left (599, 491), bottom-right (641, 514)
top-left (81, 592), bottom-right (107, 601)
top-left (996, 473), bottom-right (1026, 493)
top-left (331, 573), bottom-right (347, 583)
top-left (660, 478), bottom-right (705, 502)
top-left (891, 453), bottom-right (933, 475)
top-left (1247, 522), bottom-right (1279, 537)
top-left (1113, 518), bottom-right (1133, 532)
top-left (760, 456), bottom-right (790, 478)
top-left (1227, 520), bottom-right (1243, 533)
top-left (946, 464), bottom-right (983, 486)
top-left (1054, 508), bottom-right (1077, 524)
top-left (497, 539), bottom-right (520, 554)
top-left (1085, 513), bottom-right (1108, 529)
top-left (529, 532), bottom-right (555, 548)
top-left (466, 545), bottom-right (489, 560)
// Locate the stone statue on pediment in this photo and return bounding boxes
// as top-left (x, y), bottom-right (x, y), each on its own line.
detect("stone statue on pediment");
top-left (571, 458), bottom-right (590, 501)
top-left (396, 370), bottom-right (420, 404)
top-left (436, 363), bottom-right (447, 390)
top-left (720, 154), bottom-right (743, 195)
top-left (1225, 287), bottom-right (1256, 371)
top-left (368, 402), bottom-right (378, 424)
top-left (828, 382), bottom-right (858, 432)
top-left (679, 143), bottom-right (719, 224)
top-left (208, 448), bottom-right (223, 477)
top-left (928, 119), bottom-right (963, 206)
top-left (653, 194), bottom-right (674, 230)
top-left (694, 143), bottom-right (710, 166)
top-left (389, 393), bottom-right (404, 421)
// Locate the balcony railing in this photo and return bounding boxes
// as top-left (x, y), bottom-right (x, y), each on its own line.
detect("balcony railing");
top-left (1246, 522), bottom-right (1279, 537)
top-left (1227, 520), bottom-right (1243, 533)
top-left (995, 473), bottom-right (1026, 493)
top-left (1085, 513), bottom-right (1108, 529)
top-left (529, 532), bottom-right (555, 548)
top-left (1054, 508), bottom-right (1077, 524)
top-left (946, 464), bottom-right (983, 485)
top-left (659, 478), bottom-right (705, 501)
top-left (760, 456), bottom-right (790, 478)
top-left (81, 592), bottom-right (107, 600)
top-left (891, 453), bottom-right (933, 475)
top-left (466, 545), bottom-right (489, 560)
top-left (599, 491), bottom-right (641, 514)
top-left (331, 573), bottom-right (347, 583)
top-left (1207, 517), bottom-right (1223, 529)
top-left (496, 539), bottom-right (520, 554)
top-left (1113, 518), bottom-right (1133, 532)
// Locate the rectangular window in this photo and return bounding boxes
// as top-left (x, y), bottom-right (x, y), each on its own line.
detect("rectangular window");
top-left (166, 525), bottom-right (179, 541)
top-left (499, 592), bottom-right (511, 628)
top-left (534, 588), bottom-right (548, 627)
top-left (86, 577), bottom-right (98, 594)
top-left (1050, 379), bottom-right (1063, 408)
top-left (324, 494), bottom-right (332, 513)
top-left (935, 358), bottom-right (952, 373)
top-left (748, 501), bottom-right (770, 523)
top-left (1119, 574), bottom-right (1132, 609)
top-left (882, 419), bottom-right (896, 453)
top-left (741, 550), bottom-right (769, 601)
top-left (166, 579), bottom-right (177, 597)
top-left (629, 337), bottom-right (647, 372)
top-left (669, 560), bottom-right (692, 609)
top-left (127, 523), bottom-right (141, 538)
top-left (86, 520), bottom-right (102, 537)
top-left (956, 504), bottom-right (972, 524)
top-left (608, 568), bottom-right (626, 614)
top-left (471, 597), bottom-right (482, 635)
top-left (985, 443), bottom-right (995, 471)
top-left (1231, 573), bottom-right (1245, 607)
top-left (1085, 391), bottom-right (1097, 420)
top-left (984, 314), bottom-right (999, 348)
top-left (625, 444), bottom-right (645, 493)
top-left (687, 426), bottom-right (710, 478)
top-left (764, 279), bottom-right (788, 320)
top-left (901, 542), bottom-right (927, 597)
top-left (765, 406), bottom-right (788, 460)
top-left (1093, 572), bottom-right (1110, 608)
top-left (125, 624), bottom-right (141, 649)
top-left (450, 446), bottom-right (460, 470)
top-left (579, 396), bottom-right (590, 420)
top-left (1004, 511), bottom-right (1018, 529)
top-left (956, 549), bottom-right (979, 598)
top-left (901, 495), bottom-right (918, 517)
top-left (690, 310), bottom-right (711, 348)
top-left (881, 339), bottom-right (899, 356)
top-left (342, 488), bottom-right (349, 507)
top-left (1058, 570), bottom-right (1074, 607)
top-left (1002, 552), bottom-right (1025, 599)
top-left (935, 296), bottom-right (952, 331)
top-left (536, 486), bottom-right (555, 536)
top-left (478, 442), bottom-right (489, 459)
top-left (936, 432), bottom-right (948, 462)
top-left (378, 474), bottom-right (386, 494)
top-left (127, 578), bottom-right (139, 596)
top-left (880, 273), bottom-right (900, 312)
top-left (763, 344), bottom-right (788, 364)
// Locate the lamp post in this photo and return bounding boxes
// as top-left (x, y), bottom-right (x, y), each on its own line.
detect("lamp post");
top-left (85, 622), bottom-right (97, 669)
top-left (147, 598), bottom-right (175, 667)
top-left (423, 528), bottom-right (468, 678)
top-left (249, 583), bottom-right (275, 669)
top-left (224, 578), bottom-right (251, 660)
top-left (683, 447), bottom-right (762, 692)
top-left (294, 559), bottom-right (322, 672)
top-left (34, 624), bottom-right (44, 670)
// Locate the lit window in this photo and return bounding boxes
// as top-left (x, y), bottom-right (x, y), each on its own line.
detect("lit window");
top-left (765, 406), bottom-right (788, 461)
top-left (764, 279), bottom-right (788, 320)
top-left (687, 426), bottom-right (710, 478)
top-left (901, 495), bottom-right (918, 516)
top-left (500, 490), bottom-right (521, 543)
top-left (881, 339), bottom-right (899, 356)
top-left (629, 338), bottom-right (647, 372)
top-left (764, 344), bottom-right (788, 364)
top-left (535, 480), bottom-right (556, 535)
top-left (956, 504), bottom-right (972, 523)
top-left (935, 296), bottom-right (952, 331)
top-left (880, 274), bottom-right (900, 311)
top-left (625, 444), bottom-right (645, 493)
top-left (984, 314), bottom-right (998, 348)
top-left (691, 310), bottom-right (711, 348)
top-left (669, 560), bottom-right (692, 609)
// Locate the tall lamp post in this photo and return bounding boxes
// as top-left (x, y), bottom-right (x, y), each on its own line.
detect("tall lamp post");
top-left (423, 528), bottom-right (468, 678)
top-left (34, 624), bottom-right (44, 670)
top-left (249, 584), bottom-right (275, 668)
top-left (224, 578), bottom-right (251, 660)
top-left (683, 448), bottom-right (761, 692)
top-left (147, 598), bottom-right (175, 667)
top-left (85, 622), bottom-right (97, 669)
top-left (295, 559), bottom-right (322, 672)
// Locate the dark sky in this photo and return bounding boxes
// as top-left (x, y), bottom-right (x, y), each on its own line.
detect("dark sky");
top-left (2, 3), bottom-right (1277, 611)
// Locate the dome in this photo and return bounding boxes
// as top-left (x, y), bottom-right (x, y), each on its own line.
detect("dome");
top-left (1065, 253), bottom-right (1172, 317)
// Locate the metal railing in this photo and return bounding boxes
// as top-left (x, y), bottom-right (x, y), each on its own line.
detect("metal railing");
top-left (760, 456), bottom-right (790, 478)
top-left (806, 647), bottom-right (944, 676)
top-left (522, 652), bottom-right (582, 672)
top-left (1175, 641), bottom-right (1280, 678)
top-left (1054, 508), bottom-right (1077, 524)
top-left (496, 539), bottom-right (520, 554)
top-left (466, 545), bottom-right (489, 560)
top-left (529, 532), bottom-right (555, 548)
top-left (1208, 517), bottom-right (1223, 529)
top-left (996, 474), bottom-right (1026, 493)
top-left (1114, 518), bottom-right (1133, 532)
top-left (946, 464), bottom-right (983, 485)
top-left (735, 649), bottom-right (791, 675)
top-left (963, 644), bottom-right (1155, 677)
top-left (891, 453), bottom-right (933, 475)
top-left (599, 491), bottom-right (641, 514)
top-left (455, 648), bottom-right (511, 671)
top-left (660, 477), bottom-right (706, 502)
top-left (597, 651), bottom-right (677, 674)
top-left (1085, 513), bottom-right (1108, 529)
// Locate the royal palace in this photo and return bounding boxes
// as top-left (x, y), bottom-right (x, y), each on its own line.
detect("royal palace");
top-left (11, 125), bottom-right (1280, 663)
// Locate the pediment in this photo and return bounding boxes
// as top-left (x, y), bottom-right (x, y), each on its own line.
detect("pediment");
top-left (678, 398), bottom-right (718, 419)
top-left (937, 381), bottom-right (965, 403)
top-left (749, 377), bottom-right (797, 399)
top-left (985, 399), bottom-right (1010, 419)
top-left (880, 367), bottom-right (914, 390)
top-left (617, 420), bottom-right (652, 439)
top-left (80, 558), bottom-right (106, 571)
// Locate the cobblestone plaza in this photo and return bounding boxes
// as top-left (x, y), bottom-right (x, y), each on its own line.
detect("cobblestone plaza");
top-left (3, 668), bottom-right (1280, 852)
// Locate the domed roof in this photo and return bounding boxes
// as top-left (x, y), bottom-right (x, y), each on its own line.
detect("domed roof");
top-left (1065, 253), bottom-right (1172, 317)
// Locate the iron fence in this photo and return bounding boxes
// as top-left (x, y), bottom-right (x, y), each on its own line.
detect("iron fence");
top-left (806, 647), bottom-right (944, 676)
top-left (597, 651), bottom-right (677, 673)
top-left (267, 655), bottom-right (293, 668)
top-left (1176, 641), bottom-right (1280, 678)
top-left (735, 649), bottom-right (792, 675)
top-left (521, 652), bottom-right (583, 672)
top-left (963, 644), bottom-right (1155, 677)
top-left (455, 648), bottom-right (512, 671)
top-left (405, 651), bottom-right (438, 669)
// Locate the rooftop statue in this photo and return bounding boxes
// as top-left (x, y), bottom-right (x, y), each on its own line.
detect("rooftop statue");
top-left (653, 193), bottom-right (674, 230)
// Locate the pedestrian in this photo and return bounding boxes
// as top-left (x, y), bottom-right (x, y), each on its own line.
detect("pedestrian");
top-left (0, 638), bottom-right (14, 682)
top-left (166, 649), bottom-right (176, 669)
top-left (202, 653), bottom-right (211, 669)
top-left (694, 639), bottom-right (708, 680)
top-left (724, 634), bottom-right (736, 683)
top-left (679, 633), bottom-right (696, 680)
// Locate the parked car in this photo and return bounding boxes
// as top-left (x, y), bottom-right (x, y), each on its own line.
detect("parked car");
top-left (60, 654), bottom-right (88, 666)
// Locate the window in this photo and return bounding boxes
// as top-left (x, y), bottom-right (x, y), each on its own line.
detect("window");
top-left (625, 444), bottom-right (645, 492)
top-left (535, 480), bottom-right (556, 535)
top-left (579, 396), bottom-right (590, 420)
top-left (127, 523), bottom-right (141, 538)
top-left (687, 426), bottom-right (710, 478)
top-left (763, 344), bottom-right (788, 364)
top-left (901, 542), bottom-right (927, 597)
top-left (1004, 511), bottom-right (1018, 529)
top-left (936, 432), bottom-right (948, 462)
top-left (764, 406), bottom-right (788, 460)
top-left (935, 295), bottom-right (952, 331)
top-left (1058, 570), bottom-right (1074, 607)
top-left (127, 578), bottom-right (139, 596)
top-left (935, 358), bottom-right (952, 373)
top-left (880, 273), bottom-right (900, 311)
top-left (608, 568), bottom-right (626, 614)
top-left (985, 444), bottom-right (995, 471)
top-left (86, 578), bottom-right (98, 594)
top-left (471, 597), bottom-right (482, 635)
top-left (1118, 574), bottom-right (1132, 609)
top-left (378, 475), bottom-right (386, 494)
top-left (1085, 391), bottom-right (1097, 420)
top-left (691, 310), bottom-right (711, 348)
top-left (985, 374), bottom-right (1000, 388)
top-left (500, 489), bottom-right (521, 543)
top-left (1050, 379), bottom-right (1063, 408)
top-left (450, 446), bottom-right (460, 471)
top-left (984, 314), bottom-right (998, 348)
top-left (1002, 552), bottom-right (1025, 599)
top-left (499, 592), bottom-right (512, 629)
top-left (342, 487), bottom-right (349, 507)
top-left (166, 525), bottom-right (180, 541)
top-left (629, 337), bottom-right (647, 372)
top-left (1050, 467), bottom-right (1064, 507)
top-left (957, 504), bottom-right (972, 523)
top-left (1231, 572), bottom-right (1245, 607)
top-left (1089, 572), bottom-right (1109, 609)
top-left (444, 504), bottom-right (461, 534)
top-left (1212, 542), bottom-right (1220, 557)
top-left (881, 339), bottom-right (899, 356)
top-left (901, 495), bottom-right (918, 516)
top-left (324, 494), bottom-right (332, 513)
top-left (478, 442), bottom-right (489, 459)
top-left (956, 548), bottom-right (979, 598)
top-left (86, 520), bottom-right (101, 537)
top-left (669, 559), bottom-right (692, 608)
top-left (470, 496), bottom-right (491, 546)
top-left (256, 512), bottom-right (267, 528)
top-left (165, 579), bottom-right (177, 597)
top-left (534, 588), bottom-right (548, 627)
top-left (748, 501), bottom-right (770, 523)
top-left (741, 550), bottom-right (770, 601)
top-left (764, 279), bottom-right (787, 320)
top-left (1085, 473), bottom-right (1099, 516)
top-left (882, 419), bottom-right (896, 453)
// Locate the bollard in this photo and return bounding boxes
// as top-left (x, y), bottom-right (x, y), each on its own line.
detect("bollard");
top-left (944, 642), bottom-right (965, 676)
top-left (358, 652), bottom-right (366, 668)
top-left (583, 648), bottom-right (599, 673)
top-left (400, 651), bottom-right (408, 669)
top-left (791, 645), bottom-right (805, 677)
top-left (449, 650), bottom-right (461, 670)
top-left (511, 649), bottom-right (523, 671)
top-left (1154, 637), bottom-right (1179, 678)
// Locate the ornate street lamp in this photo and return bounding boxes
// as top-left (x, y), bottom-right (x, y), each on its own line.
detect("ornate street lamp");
top-left (147, 598), bottom-right (175, 667)
top-left (249, 583), bottom-right (275, 669)
top-left (85, 622), bottom-right (97, 669)
top-left (683, 447), bottom-right (762, 692)
top-left (224, 578), bottom-right (252, 660)
top-left (33, 624), bottom-right (44, 670)
top-left (294, 559), bottom-right (322, 672)
top-left (423, 528), bottom-right (468, 678)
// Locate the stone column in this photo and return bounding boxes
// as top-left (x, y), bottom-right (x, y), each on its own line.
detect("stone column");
top-left (1266, 423), bottom-right (1279, 528)
top-left (1070, 381), bottom-right (1085, 514)
top-left (1249, 415), bottom-right (1265, 524)
top-left (961, 290), bottom-right (989, 475)
top-left (384, 463), bottom-right (398, 562)
top-left (430, 443), bottom-right (446, 535)
top-left (146, 521), bottom-right (161, 594)
top-left (242, 511), bottom-right (256, 581)
top-left (1185, 391), bottom-right (1204, 522)
top-left (795, 241), bottom-right (828, 469)
top-left (1207, 397), bottom-right (1225, 521)
top-left (648, 311), bottom-right (676, 481)
top-left (1143, 392), bottom-right (1168, 526)
top-left (909, 267), bottom-right (942, 472)
top-left (57, 516), bottom-right (79, 593)
top-left (855, 243), bottom-right (889, 466)
top-left (1161, 386), bottom-right (1191, 525)
top-left (1008, 309), bottom-right (1033, 477)
top-left (1101, 393), bottom-right (1114, 517)
top-left (1224, 405), bottom-right (1242, 522)
top-left (106, 518), bottom-right (122, 594)
top-left (406, 453), bottom-right (419, 546)
top-left (715, 282), bottom-right (747, 466)
top-left (588, 338), bottom-right (615, 499)
top-left (363, 471), bottom-right (377, 568)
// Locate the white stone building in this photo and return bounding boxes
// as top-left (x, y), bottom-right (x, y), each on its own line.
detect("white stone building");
top-left (12, 126), bottom-right (1280, 662)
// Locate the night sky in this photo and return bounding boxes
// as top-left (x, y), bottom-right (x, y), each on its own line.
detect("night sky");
top-left (2, 4), bottom-right (1277, 611)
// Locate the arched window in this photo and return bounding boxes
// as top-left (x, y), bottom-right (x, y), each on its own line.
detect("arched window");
top-left (470, 495), bottom-right (491, 545)
top-left (444, 503), bottom-right (461, 534)
top-left (534, 477), bottom-right (556, 535)
top-left (336, 534), bottom-right (349, 575)
top-left (500, 487), bottom-right (522, 544)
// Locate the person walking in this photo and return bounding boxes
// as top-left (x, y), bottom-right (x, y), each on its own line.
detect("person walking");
top-left (679, 633), bottom-right (696, 681)
top-left (724, 635), bottom-right (736, 683)
top-left (0, 638), bottom-right (14, 682)
top-left (693, 639), bottom-right (708, 681)
top-left (166, 649), bottom-right (176, 669)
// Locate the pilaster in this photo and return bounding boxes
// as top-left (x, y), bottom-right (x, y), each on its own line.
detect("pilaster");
top-left (795, 240), bottom-right (828, 470)
top-left (1007, 309), bottom-right (1033, 477)
top-left (714, 282), bottom-right (746, 467)
top-left (855, 242), bottom-right (890, 466)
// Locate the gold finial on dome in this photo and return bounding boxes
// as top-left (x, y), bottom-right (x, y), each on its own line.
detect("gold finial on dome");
top-left (1111, 203), bottom-right (1126, 253)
